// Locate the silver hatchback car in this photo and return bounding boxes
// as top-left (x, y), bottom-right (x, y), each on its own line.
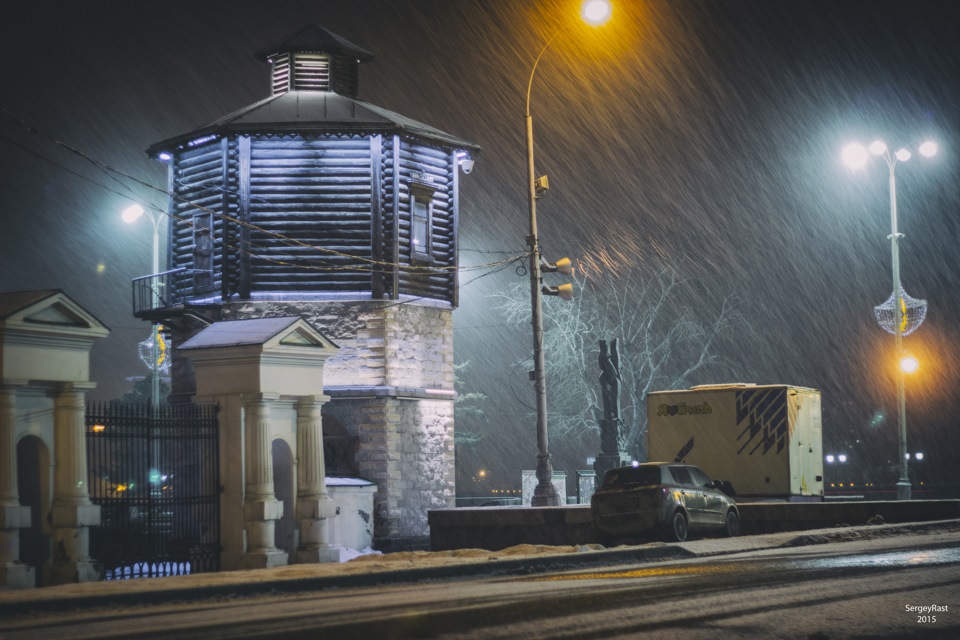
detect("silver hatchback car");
top-left (591, 462), bottom-right (740, 543)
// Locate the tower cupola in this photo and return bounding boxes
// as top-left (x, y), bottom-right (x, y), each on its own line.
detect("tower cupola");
top-left (254, 24), bottom-right (374, 98)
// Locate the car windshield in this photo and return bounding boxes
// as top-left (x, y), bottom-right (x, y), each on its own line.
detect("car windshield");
top-left (602, 466), bottom-right (661, 488)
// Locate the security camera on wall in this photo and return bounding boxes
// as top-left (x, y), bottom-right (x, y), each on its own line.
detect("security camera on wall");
top-left (460, 158), bottom-right (475, 174)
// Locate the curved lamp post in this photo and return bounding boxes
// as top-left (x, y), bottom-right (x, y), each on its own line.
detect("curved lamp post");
top-left (842, 138), bottom-right (937, 500)
top-left (122, 203), bottom-right (163, 412)
top-left (526, 0), bottom-right (612, 506)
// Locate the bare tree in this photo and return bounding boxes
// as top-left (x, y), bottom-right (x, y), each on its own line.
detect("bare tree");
top-left (495, 242), bottom-right (744, 460)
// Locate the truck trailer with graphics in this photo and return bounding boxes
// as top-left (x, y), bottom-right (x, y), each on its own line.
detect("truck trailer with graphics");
top-left (647, 384), bottom-right (824, 500)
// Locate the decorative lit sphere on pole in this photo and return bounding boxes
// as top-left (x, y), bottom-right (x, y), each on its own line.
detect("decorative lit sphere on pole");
top-left (842, 136), bottom-right (940, 501)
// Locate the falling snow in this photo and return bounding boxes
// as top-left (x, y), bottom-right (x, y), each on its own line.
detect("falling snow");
top-left (1, 1), bottom-right (958, 495)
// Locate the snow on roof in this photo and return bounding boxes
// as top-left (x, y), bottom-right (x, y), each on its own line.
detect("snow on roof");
top-left (326, 476), bottom-right (375, 486)
top-left (254, 24), bottom-right (374, 62)
top-left (179, 316), bottom-right (302, 350)
top-left (149, 92), bottom-right (480, 154)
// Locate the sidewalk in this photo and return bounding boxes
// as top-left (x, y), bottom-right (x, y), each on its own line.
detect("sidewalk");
top-left (2, 519), bottom-right (957, 616)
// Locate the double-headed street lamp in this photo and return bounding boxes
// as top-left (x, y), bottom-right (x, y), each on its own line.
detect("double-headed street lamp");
top-left (122, 203), bottom-right (163, 413)
top-left (526, 0), bottom-right (612, 506)
top-left (842, 138), bottom-right (937, 500)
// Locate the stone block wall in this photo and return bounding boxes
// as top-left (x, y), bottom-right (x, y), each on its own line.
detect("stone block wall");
top-left (214, 299), bottom-right (454, 391)
top-left (322, 396), bottom-right (454, 548)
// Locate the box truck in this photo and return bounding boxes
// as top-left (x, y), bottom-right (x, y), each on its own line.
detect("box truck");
top-left (647, 384), bottom-right (823, 500)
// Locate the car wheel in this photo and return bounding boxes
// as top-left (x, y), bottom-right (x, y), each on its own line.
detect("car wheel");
top-left (665, 510), bottom-right (688, 542)
top-left (724, 509), bottom-right (741, 537)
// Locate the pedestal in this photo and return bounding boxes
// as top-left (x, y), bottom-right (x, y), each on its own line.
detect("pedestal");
top-left (0, 505), bottom-right (34, 589)
top-left (242, 498), bottom-right (287, 568)
top-left (594, 452), bottom-right (632, 488)
top-left (48, 503), bottom-right (101, 584)
top-left (295, 496), bottom-right (340, 563)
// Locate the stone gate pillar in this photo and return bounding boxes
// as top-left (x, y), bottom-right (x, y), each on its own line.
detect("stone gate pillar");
top-left (0, 289), bottom-right (109, 588)
top-left (295, 396), bottom-right (338, 563)
top-left (179, 316), bottom-right (340, 571)
top-left (242, 393), bottom-right (286, 568)
top-left (49, 382), bottom-right (100, 585)
top-left (0, 384), bottom-right (34, 589)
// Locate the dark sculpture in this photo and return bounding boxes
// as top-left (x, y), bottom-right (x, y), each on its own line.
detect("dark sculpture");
top-left (599, 338), bottom-right (621, 426)
top-left (593, 338), bottom-right (631, 494)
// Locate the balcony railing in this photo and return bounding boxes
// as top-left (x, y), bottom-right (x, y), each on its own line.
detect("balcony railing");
top-left (132, 268), bottom-right (188, 317)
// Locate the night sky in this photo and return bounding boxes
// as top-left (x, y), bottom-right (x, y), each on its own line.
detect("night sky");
top-left (2, 1), bottom-right (959, 490)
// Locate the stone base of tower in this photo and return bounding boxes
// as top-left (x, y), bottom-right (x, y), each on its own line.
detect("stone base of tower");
top-left (322, 391), bottom-right (454, 550)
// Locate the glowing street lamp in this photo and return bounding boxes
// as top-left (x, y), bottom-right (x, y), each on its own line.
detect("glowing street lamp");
top-left (524, 0), bottom-right (611, 507)
top-left (900, 354), bottom-right (919, 374)
top-left (843, 138), bottom-right (938, 500)
top-left (122, 203), bottom-right (164, 412)
top-left (581, 0), bottom-right (613, 25)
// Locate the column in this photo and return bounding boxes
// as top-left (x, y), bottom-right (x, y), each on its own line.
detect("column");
top-left (0, 385), bottom-right (34, 588)
top-left (295, 396), bottom-right (339, 563)
top-left (49, 382), bottom-right (100, 585)
top-left (241, 393), bottom-right (286, 568)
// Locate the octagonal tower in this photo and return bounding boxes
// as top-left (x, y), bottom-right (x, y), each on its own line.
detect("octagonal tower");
top-left (136, 25), bottom-right (479, 549)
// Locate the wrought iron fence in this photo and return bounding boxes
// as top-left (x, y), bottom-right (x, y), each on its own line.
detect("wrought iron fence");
top-left (86, 402), bottom-right (220, 579)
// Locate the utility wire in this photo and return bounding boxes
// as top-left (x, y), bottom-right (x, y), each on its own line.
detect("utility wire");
top-left (1, 107), bottom-right (528, 277)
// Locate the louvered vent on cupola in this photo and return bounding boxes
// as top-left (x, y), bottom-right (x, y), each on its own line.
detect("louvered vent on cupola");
top-left (256, 25), bottom-right (374, 99)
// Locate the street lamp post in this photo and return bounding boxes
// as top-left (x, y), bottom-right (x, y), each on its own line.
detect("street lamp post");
top-left (122, 203), bottom-right (163, 413)
top-left (842, 139), bottom-right (937, 500)
top-left (525, 0), bottom-right (611, 506)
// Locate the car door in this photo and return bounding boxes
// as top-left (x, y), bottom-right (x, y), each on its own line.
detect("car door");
top-left (690, 466), bottom-right (725, 526)
top-left (668, 465), bottom-right (705, 526)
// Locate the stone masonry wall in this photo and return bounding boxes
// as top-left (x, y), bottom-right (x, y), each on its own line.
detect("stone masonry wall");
top-left (322, 396), bottom-right (454, 546)
top-left (215, 300), bottom-right (454, 391)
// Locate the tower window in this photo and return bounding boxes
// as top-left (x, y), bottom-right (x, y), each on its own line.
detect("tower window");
top-left (409, 183), bottom-right (435, 262)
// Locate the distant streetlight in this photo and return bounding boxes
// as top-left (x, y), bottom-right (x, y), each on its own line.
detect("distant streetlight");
top-left (122, 204), bottom-right (163, 412)
top-left (900, 354), bottom-right (919, 374)
top-left (524, 0), bottom-right (611, 507)
top-left (843, 138), bottom-right (938, 500)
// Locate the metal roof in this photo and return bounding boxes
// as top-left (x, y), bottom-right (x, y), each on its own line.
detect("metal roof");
top-left (178, 316), bottom-right (304, 349)
top-left (254, 24), bottom-right (374, 63)
top-left (148, 91), bottom-right (480, 155)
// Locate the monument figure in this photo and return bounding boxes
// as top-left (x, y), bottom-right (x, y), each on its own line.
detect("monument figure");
top-left (593, 338), bottom-right (631, 493)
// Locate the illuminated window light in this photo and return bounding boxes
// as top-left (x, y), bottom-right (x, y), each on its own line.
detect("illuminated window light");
top-left (92, 424), bottom-right (106, 433)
